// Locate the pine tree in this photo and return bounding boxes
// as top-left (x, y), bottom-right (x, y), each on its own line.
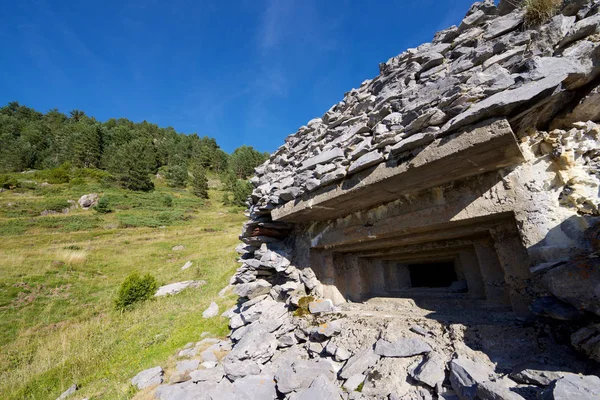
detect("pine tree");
top-left (107, 139), bottom-right (156, 191)
top-left (190, 163), bottom-right (209, 199)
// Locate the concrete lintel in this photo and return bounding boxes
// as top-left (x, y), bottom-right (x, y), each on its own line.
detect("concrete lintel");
top-left (355, 239), bottom-right (476, 258)
top-left (316, 212), bottom-right (513, 251)
top-left (272, 118), bottom-right (524, 223)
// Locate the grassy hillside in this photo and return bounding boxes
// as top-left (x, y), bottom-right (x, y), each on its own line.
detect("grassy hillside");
top-left (0, 172), bottom-right (245, 399)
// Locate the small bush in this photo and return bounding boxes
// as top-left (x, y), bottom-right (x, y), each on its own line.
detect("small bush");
top-left (162, 194), bottom-right (173, 208)
top-left (0, 174), bottom-right (20, 189)
top-left (38, 163), bottom-right (72, 184)
top-left (94, 196), bottom-right (112, 214)
top-left (523, 0), bottom-right (562, 26)
top-left (114, 273), bottom-right (158, 311)
top-left (39, 199), bottom-right (70, 213)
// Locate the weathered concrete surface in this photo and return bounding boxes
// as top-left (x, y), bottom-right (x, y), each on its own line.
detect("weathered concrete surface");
top-left (272, 118), bottom-right (523, 222)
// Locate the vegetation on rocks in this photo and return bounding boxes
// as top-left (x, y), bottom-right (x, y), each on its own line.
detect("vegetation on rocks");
top-left (523, 0), bottom-right (562, 26)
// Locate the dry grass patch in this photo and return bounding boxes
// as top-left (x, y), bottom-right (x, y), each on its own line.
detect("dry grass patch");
top-left (523, 0), bottom-right (562, 27)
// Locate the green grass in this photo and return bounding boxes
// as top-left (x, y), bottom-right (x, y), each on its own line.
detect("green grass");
top-left (0, 175), bottom-right (245, 399)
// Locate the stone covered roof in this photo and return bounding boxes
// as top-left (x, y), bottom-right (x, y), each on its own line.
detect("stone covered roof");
top-left (248, 0), bottom-right (600, 222)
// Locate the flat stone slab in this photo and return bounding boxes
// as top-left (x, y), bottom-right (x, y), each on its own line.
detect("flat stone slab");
top-left (202, 302), bottom-right (219, 318)
top-left (131, 366), bottom-right (163, 389)
top-left (339, 348), bottom-right (380, 380)
top-left (374, 338), bottom-right (432, 358)
top-left (154, 280), bottom-right (206, 297)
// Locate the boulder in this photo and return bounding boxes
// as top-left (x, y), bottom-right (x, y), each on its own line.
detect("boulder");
top-left (274, 359), bottom-right (336, 393)
top-left (202, 301), bottom-right (220, 318)
top-left (541, 256), bottom-right (600, 317)
top-left (310, 320), bottom-right (342, 341)
top-left (154, 280), bottom-right (206, 297)
top-left (175, 359), bottom-right (200, 374)
top-left (509, 362), bottom-right (574, 386)
top-left (231, 374), bottom-right (278, 400)
top-left (449, 356), bottom-right (494, 400)
top-left (233, 279), bottom-right (272, 299)
top-left (477, 381), bottom-right (525, 400)
top-left (77, 193), bottom-right (99, 209)
top-left (410, 352), bottom-right (446, 389)
top-left (571, 323), bottom-right (600, 363)
top-left (347, 150), bottom-right (384, 174)
top-left (374, 338), bottom-right (432, 358)
top-left (308, 299), bottom-right (335, 314)
top-left (189, 365), bottom-right (225, 383)
top-left (343, 373), bottom-right (366, 391)
top-left (131, 366), bottom-right (163, 389)
top-left (339, 348), bottom-right (380, 380)
top-left (539, 374), bottom-right (600, 400)
top-left (223, 359), bottom-right (262, 381)
top-left (530, 296), bottom-right (586, 320)
top-left (227, 327), bottom-right (278, 364)
top-left (294, 374), bottom-right (344, 400)
top-left (56, 384), bottom-right (77, 400)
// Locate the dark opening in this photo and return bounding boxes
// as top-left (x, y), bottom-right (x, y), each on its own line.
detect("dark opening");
top-left (408, 261), bottom-right (457, 288)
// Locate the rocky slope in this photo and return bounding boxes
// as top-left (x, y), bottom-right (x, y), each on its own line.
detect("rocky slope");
top-left (132, 1), bottom-right (600, 399)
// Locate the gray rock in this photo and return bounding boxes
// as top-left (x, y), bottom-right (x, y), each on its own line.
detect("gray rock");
top-left (335, 347), bottom-right (352, 362)
top-left (294, 374), bottom-right (343, 400)
top-left (343, 373), bottom-right (366, 391)
top-left (301, 148), bottom-right (345, 170)
top-left (131, 366), bottom-right (163, 389)
top-left (466, 64), bottom-right (514, 94)
top-left (275, 358), bottom-right (336, 393)
top-left (477, 381), bottom-right (525, 400)
top-left (390, 132), bottom-right (436, 155)
top-left (278, 332), bottom-right (298, 348)
top-left (189, 365), bottom-right (225, 383)
top-left (172, 245), bottom-right (185, 251)
top-left (410, 352), bottom-right (446, 389)
top-left (320, 168), bottom-right (347, 186)
top-left (540, 374), bottom-right (600, 400)
top-left (339, 348), bottom-right (380, 380)
top-left (374, 338), bottom-right (432, 358)
top-left (445, 58), bottom-right (584, 132)
top-left (78, 193), bottom-right (99, 209)
top-left (202, 301), bottom-right (219, 319)
top-left (308, 299), bottom-right (335, 314)
top-left (310, 320), bottom-right (342, 341)
top-left (530, 296), bottom-right (585, 320)
top-left (559, 14), bottom-right (600, 48)
top-left (450, 356), bottom-right (494, 400)
top-left (231, 374), bottom-right (278, 400)
top-left (181, 261), bottom-right (193, 270)
top-left (509, 362), bottom-right (575, 386)
top-left (572, 323), bottom-right (600, 362)
top-left (223, 359), bottom-right (262, 380)
top-left (541, 257), bottom-right (600, 317)
top-left (233, 279), bottom-right (272, 299)
top-left (280, 186), bottom-right (302, 201)
top-left (348, 150), bottom-right (384, 174)
top-left (176, 359), bottom-right (200, 373)
top-left (154, 280), bottom-right (206, 297)
top-left (56, 384), bottom-right (77, 400)
top-left (484, 10), bottom-right (524, 39)
top-left (227, 327), bottom-right (278, 363)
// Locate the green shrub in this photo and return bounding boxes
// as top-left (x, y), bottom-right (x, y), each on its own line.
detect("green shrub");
top-left (39, 199), bottom-right (70, 213)
top-left (114, 273), bottom-right (158, 311)
top-left (162, 194), bottom-right (173, 208)
top-left (94, 196), bottom-right (112, 214)
top-left (523, 0), bottom-right (561, 26)
top-left (39, 163), bottom-right (72, 184)
top-left (0, 174), bottom-right (20, 189)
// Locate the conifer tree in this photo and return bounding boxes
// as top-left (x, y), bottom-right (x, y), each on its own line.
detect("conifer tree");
top-left (190, 163), bottom-right (209, 199)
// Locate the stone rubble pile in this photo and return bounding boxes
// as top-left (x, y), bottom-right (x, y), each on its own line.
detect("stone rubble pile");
top-left (137, 295), bottom-right (600, 399)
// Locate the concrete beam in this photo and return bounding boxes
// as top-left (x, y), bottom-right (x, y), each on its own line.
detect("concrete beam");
top-left (272, 118), bottom-right (524, 223)
top-left (355, 239), bottom-right (475, 258)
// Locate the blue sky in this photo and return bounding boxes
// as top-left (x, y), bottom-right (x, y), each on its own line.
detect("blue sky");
top-left (0, 0), bottom-right (479, 153)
